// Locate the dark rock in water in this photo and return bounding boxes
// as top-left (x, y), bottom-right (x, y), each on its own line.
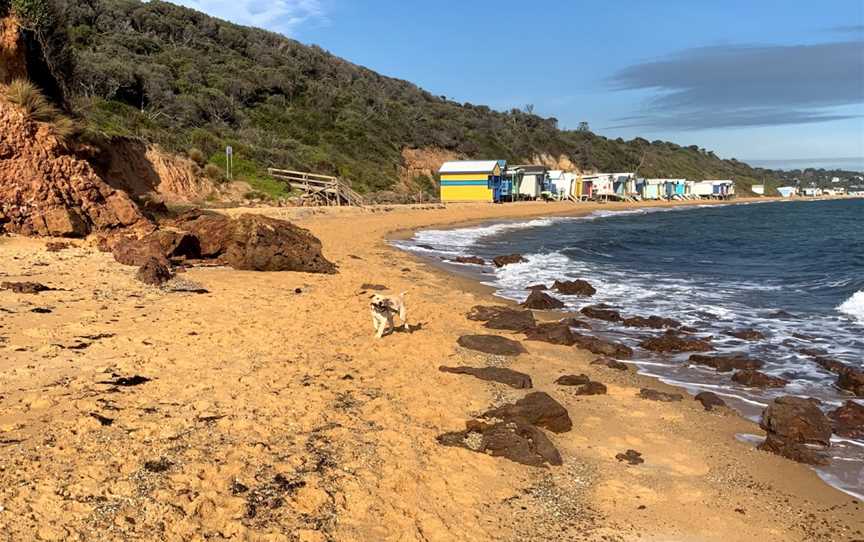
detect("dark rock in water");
top-left (768, 310), bottom-right (797, 320)
top-left (467, 305), bottom-right (536, 332)
top-left (482, 392), bottom-right (573, 433)
top-left (572, 333), bottom-right (633, 359)
top-left (838, 369), bottom-right (864, 396)
top-left (1, 281), bottom-right (54, 294)
top-left (521, 290), bottom-right (565, 310)
top-left (695, 391), bottom-right (726, 411)
top-left (457, 335), bottom-right (527, 357)
top-left (580, 305), bottom-right (622, 322)
top-left (526, 284), bottom-right (548, 291)
top-left (640, 331), bottom-right (712, 353)
top-left (451, 256), bottom-right (486, 265)
top-left (591, 357), bottom-right (630, 371)
top-left (437, 419), bottom-right (562, 467)
top-left (731, 369), bottom-right (788, 389)
top-left (727, 328), bottom-right (766, 341)
top-left (616, 449), bottom-right (644, 465)
top-left (758, 396), bottom-right (831, 465)
top-left (555, 374), bottom-right (590, 386)
top-left (361, 283), bottom-right (388, 291)
top-left (689, 354), bottom-right (763, 372)
top-left (828, 401), bottom-right (864, 439)
top-left (523, 323), bottom-right (575, 346)
top-left (417, 244), bottom-right (436, 250)
top-left (136, 257), bottom-right (174, 286)
top-left (813, 356), bottom-right (849, 375)
top-left (639, 388), bottom-right (683, 402)
top-left (439, 366), bottom-right (533, 389)
top-left (552, 279), bottom-right (596, 297)
top-left (622, 315), bottom-right (681, 329)
top-left (493, 254), bottom-right (527, 267)
top-left (572, 381), bottom-right (607, 396)
top-left (798, 347), bottom-right (827, 357)
top-left (559, 317), bottom-right (592, 330)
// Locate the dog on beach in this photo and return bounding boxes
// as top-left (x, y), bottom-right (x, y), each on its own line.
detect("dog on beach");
top-left (370, 292), bottom-right (408, 338)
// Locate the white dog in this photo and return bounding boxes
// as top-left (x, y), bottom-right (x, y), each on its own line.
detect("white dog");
top-left (370, 292), bottom-right (408, 338)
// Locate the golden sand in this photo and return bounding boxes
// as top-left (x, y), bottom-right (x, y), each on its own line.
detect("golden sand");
top-left (0, 198), bottom-right (861, 541)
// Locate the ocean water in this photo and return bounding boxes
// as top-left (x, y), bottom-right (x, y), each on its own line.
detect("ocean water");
top-left (394, 199), bottom-right (864, 497)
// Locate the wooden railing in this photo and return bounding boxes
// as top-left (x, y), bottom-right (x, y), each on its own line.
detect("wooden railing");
top-left (267, 168), bottom-right (364, 207)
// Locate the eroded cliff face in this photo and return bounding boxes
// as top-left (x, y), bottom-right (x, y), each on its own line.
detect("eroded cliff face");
top-left (95, 138), bottom-right (216, 204)
top-left (0, 16), bottom-right (27, 84)
top-left (0, 86), bottom-right (151, 237)
top-left (397, 147), bottom-right (462, 193)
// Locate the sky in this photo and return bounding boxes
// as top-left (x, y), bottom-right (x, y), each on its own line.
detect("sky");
top-left (170, 0), bottom-right (864, 170)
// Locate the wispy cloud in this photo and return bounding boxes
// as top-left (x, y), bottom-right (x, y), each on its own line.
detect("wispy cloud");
top-left (167, 0), bottom-right (326, 33)
top-left (608, 40), bottom-right (864, 130)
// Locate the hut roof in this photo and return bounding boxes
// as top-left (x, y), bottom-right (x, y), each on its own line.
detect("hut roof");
top-left (439, 160), bottom-right (501, 174)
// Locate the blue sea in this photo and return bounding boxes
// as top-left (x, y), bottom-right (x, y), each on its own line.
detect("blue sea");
top-left (395, 198), bottom-right (864, 497)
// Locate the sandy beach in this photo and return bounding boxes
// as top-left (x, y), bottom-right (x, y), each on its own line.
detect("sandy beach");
top-left (1, 198), bottom-right (862, 542)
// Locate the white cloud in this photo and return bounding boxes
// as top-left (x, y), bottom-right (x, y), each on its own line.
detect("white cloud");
top-left (166, 0), bottom-right (326, 33)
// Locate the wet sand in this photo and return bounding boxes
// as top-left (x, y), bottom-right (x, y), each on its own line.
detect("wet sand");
top-left (0, 198), bottom-right (862, 541)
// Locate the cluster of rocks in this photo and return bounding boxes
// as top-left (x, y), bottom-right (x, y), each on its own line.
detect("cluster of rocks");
top-left (103, 211), bottom-right (337, 285)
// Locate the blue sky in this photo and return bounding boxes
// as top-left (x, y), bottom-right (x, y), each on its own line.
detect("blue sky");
top-left (172, 0), bottom-right (864, 169)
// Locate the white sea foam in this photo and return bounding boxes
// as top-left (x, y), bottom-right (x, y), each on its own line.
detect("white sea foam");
top-left (838, 290), bottom-right (864, 326)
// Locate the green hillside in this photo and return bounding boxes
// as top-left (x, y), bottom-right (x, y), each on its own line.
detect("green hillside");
top-left (48, 0), bottom-right (778, 197)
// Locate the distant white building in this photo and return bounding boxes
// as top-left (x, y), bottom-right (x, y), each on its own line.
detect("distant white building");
top-left (831, 177), bottom-right (841, 184)
top-left (777, 186), bottom-right (797, 198)
top-left (802, 187), bottom-right (822, 197)
top-left (752, 184), bottom-right (765, 195)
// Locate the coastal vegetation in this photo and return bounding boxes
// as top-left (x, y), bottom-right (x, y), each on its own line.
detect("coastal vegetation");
top-left (49, 0), bottom-right (780, 197)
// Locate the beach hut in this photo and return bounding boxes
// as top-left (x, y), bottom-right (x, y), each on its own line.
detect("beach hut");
top-left (439, 160), bottom-right (506, 203)
top-left (777, 186), bottom-right (796, 198)
top-left (548, 170), bottom-right (573, 200)
top-left (509, 165), bottom-right (548, 200)
top-left (575, 175), bottom-right (593, 200)
top-left (707, 180), bottom-right (735, 199)
top-left (752, 184), bottom-right (765, 196)
top-left (691, 181), bottom-right (715, 199)
top-left (802, 187), bottom-right (821, 197)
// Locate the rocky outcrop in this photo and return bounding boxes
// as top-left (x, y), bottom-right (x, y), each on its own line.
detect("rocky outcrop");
top-left (838, 368), bottom-right (864, 396)
top-left (523, 323), bottom-right (575, 346)
top-left (170, 211), bottom-right (336, 273)
top-left (552, 279), bottom-right (596, 297)
top-left (827, 401), bottom-right (864, 439)
top-left (559, 316), bottom-right (592, 330)
top-left (695, 391), bottom-right (726, 411)
top-left (0, 92), bottom-right (150, 237)
top-left (492, 254), bottom-right (526, 267)
top-left (640, 331), bottom-right (712, 353)
top-left (554, 374), bottom-right (590, 386)
top-left (580, 305), bottom-right (622, 322)
top-left (135, 257), bottom-right (173, 286)
top-left (622, 315), bottom-right (681, 329)
top-left (1, 281), bottom-right (53, 294)
top-left (112, 229), bottom-right (200, 266)
top-left (482, 392), bottom-right (572, 434)
top-left (439, 366), bottom-right (533, 389)
top-left (467, 305), bottom-right (536, 332)
top-left (521, 290), bottom-right (565, 310)
top-left (572, 333), bottom-right (634, 358)
top-left (591, 358), bottom-right (630, 371)
top-left (731, 370), bottom-right (788, 389)
top-left (758, 396), bottom-right (831, 465)
top-left (451, 256), bottom-right (485, 265)
top-left (457, 335), bottom-right (526, 357)
top-left (689, 354), bottom-right (764, 372)
top-left (437, 419), bottom-right (562, 467)
top-left (727, 329), bottom-right (766, 341)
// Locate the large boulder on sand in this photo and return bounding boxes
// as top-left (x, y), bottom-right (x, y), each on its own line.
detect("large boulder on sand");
top-left (112, 229), bottom-right (200, 266)
top-left (135, 257), bottom-right (174, 286)
top-left (523, 322), bottom-right (576, 346)
top-left (467, 305), bottom-right (536, 332)
top-left (758, 396), bottom-right (832, 465)
top-left (457, 335), bottom-right (527, 357)
top-left (439, 366), bottom-right (533, 389)
top-left (168, 211), bottom-right (336, 273)
top-left (571, 333), bottom-right (634, 359)
top-left (521, 290), bottom-right (565, 310)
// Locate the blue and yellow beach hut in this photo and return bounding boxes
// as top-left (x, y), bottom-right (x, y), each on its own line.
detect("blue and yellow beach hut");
top-left (439, 160), bottom-right (507, 203)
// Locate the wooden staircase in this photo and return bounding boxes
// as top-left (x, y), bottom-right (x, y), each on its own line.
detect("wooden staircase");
top-left (267, 168), bottom-right (364, 207)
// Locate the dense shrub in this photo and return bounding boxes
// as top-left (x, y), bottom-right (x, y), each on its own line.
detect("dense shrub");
top-left (58, 0), bottom-right (776, 193)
